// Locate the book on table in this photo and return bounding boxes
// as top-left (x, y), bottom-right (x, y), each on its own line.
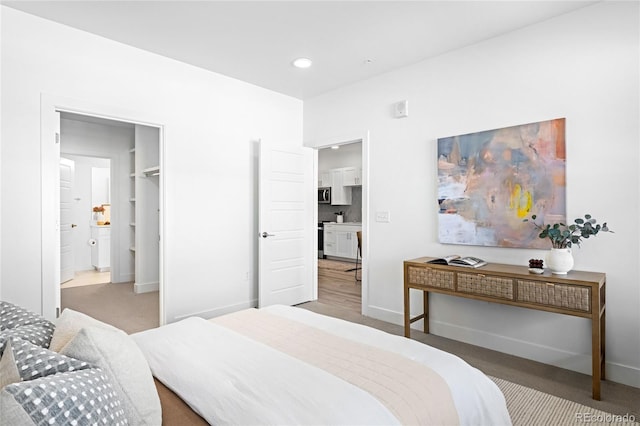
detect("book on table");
top-left (426, 255), bottom-right (487, 268)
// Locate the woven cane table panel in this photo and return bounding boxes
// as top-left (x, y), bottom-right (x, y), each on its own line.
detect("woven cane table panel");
top-left (457, 273), bottom-right (514, 300)
top-left (407, 267), bottom-right (454, 290)
top-left (516, 280), bottom-right (591, 312)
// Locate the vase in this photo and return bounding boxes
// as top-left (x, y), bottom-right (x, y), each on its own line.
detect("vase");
top-left (546, 248), bottom-right (574, 274)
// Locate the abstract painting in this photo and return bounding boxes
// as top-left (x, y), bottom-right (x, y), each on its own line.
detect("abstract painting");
top-left (437, 118), bottom-right (566, 248)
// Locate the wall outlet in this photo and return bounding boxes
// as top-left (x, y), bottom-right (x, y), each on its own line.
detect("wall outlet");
top-left (376, 211), bottom-right (391, 223)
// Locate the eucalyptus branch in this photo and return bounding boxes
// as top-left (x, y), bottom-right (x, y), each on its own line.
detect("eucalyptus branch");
top-left (523, 214), bottom-right (613, 249)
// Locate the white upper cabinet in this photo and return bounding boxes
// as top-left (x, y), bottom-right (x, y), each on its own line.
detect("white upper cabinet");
top-left (318, 170), bottom-right (331, 188)
top-left (330, 168), bottom-right (352, 205)
top-left (342, 166), bottom-right (362, 186)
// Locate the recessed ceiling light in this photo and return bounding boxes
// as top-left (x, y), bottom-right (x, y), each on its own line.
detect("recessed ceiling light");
top-left (331, 145), bottom-right (340, 150)
top-left (292, 57), bottom-right (313, 69)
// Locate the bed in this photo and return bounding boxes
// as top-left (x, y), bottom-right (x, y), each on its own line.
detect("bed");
top-left (132, 305), bottom-right (511, 425)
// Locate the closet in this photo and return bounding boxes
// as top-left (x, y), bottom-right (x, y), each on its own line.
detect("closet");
top-left (129, 125), bottom-right (160, 293)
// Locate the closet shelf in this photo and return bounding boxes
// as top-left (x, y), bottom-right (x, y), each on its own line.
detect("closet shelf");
top-left (142, 166), bottom-right (160, 177)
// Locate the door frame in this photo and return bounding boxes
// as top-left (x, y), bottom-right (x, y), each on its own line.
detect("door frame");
top-left (40, 93), bottom-right (166, 323)
top-left (59, 156), bottom-right (76, 284)
top-left (312, 131), bottom-right (370, 315)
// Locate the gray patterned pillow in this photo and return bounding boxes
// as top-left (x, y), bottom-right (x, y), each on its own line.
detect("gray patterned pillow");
top-left (0, 301), bottom-right (55, 352)
top-left (0, 336), bottom-right (91, 386)
top-left (61, 326), bottom-right (162, 425)
top-left (0, 368), bottom-right (128, 425)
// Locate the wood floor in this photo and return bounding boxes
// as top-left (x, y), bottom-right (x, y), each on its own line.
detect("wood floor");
top-left (318, 258), bottom-right (361, 313)
top-left (61, 269), bottom-right (111, 289)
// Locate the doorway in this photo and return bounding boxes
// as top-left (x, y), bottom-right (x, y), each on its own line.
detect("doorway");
top-left (41, 94), bottom-right (165, 324)
top-left (60, 153), bottom-right (112, 288)
top-left (49, 109), bottom-right (162, 331)
top-left (315, 139), bottom-right (366, 314)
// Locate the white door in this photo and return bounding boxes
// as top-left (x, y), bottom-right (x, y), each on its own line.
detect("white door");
top-left (258, 140), bottom-right (314, 307)
top-left (60, 158), bottom-right (75, 283)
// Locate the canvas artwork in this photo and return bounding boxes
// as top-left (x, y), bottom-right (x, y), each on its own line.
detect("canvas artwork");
top-left (437, 118), bottom-right (566, 248)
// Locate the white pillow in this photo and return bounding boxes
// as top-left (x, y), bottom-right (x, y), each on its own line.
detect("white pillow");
top-left (60, 326), bottom-right (162, 425)
top-left (48, 308), bottom-right (120, 352)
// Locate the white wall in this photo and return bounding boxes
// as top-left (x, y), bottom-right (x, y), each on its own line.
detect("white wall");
top-left (305, 2), bottom-right (640, 387)
top-left (0, 7), bottom-right (303, 323)
top-left (62, 153), bottom-right (110, 271)
top-left (318, 142), bottom-right (362, 171)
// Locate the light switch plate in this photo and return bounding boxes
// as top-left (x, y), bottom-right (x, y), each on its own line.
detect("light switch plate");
top-left (376, 211), bottom-right (391, 223)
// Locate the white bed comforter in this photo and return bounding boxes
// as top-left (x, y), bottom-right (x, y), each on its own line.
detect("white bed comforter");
top-left (132, 305), bottom-right (511, 425)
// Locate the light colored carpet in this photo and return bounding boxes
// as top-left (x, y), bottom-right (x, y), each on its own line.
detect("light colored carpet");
top-left (491, 376), bottom-right (638, 426)
top-left (61, 281), bottom-right (158, 333)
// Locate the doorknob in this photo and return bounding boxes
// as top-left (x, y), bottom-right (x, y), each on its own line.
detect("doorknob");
top-left (71, 224), bottom-right (78, 228)
top-left (261, 232), bottom-right (275, 238)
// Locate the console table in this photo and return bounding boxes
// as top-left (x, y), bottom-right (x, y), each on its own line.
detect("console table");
top-left (403, 257), bottom-right (606, 400)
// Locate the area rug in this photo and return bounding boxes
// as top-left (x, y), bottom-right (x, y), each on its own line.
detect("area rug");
top-left (492, 376), bottom-right (638, 426)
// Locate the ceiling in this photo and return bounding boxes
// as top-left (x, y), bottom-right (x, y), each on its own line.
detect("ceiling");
top-left (2, 1), bottom-right (597, 99)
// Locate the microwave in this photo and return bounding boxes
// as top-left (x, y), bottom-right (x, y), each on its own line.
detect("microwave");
top-left (318, 187), bottom-right (331, 204)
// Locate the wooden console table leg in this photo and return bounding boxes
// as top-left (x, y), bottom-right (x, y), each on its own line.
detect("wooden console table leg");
top-left (423, 291), bottom-right (429, 334)
top-left (404, 284), bottom-right (410, 338)
top-left (601, 308), bottom-right (606, 381)
top-left (591, 307), bottom-right (604, 400)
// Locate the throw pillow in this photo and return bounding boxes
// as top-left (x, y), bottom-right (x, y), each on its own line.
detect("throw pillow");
top-left (0, 336), bottom-right (91, 388)
top-left (0, 339), bottom-right (20, 388)
top-left (0, 301), bottom-right (55, 351)
top-left (0, 368), bottom-right (128, 425)
top-left (48, 308), bottom-right (120, 352)
top-left (61, 326), bottom-right (162, 425)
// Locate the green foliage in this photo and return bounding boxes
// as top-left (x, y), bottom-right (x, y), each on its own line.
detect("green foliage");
top-left (523, 214), bottom-right (613, 248)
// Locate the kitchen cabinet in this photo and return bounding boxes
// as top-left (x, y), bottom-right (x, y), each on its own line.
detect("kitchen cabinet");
top-left (330, 168), bottom-right (352, 205)
top-left (318, 171), bottom-right (331, 188)
top-left (342, 167), bottom-right (362, 186)
top-left (323, 225), bottom-right (336, 256)
top-left (324, 224), bottom-right (361, 259)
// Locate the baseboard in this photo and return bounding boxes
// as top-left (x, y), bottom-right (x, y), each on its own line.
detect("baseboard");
top-left (366, 304), bottom-right (640, 389)
top-left (114, 273), bottom-right (134, 284)
top-left (173, 299), bottom-right (258, 322)
top-left (366, 304), bottom-right (403, 325)
top-left (134, 281), bottom-right (159, 294)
